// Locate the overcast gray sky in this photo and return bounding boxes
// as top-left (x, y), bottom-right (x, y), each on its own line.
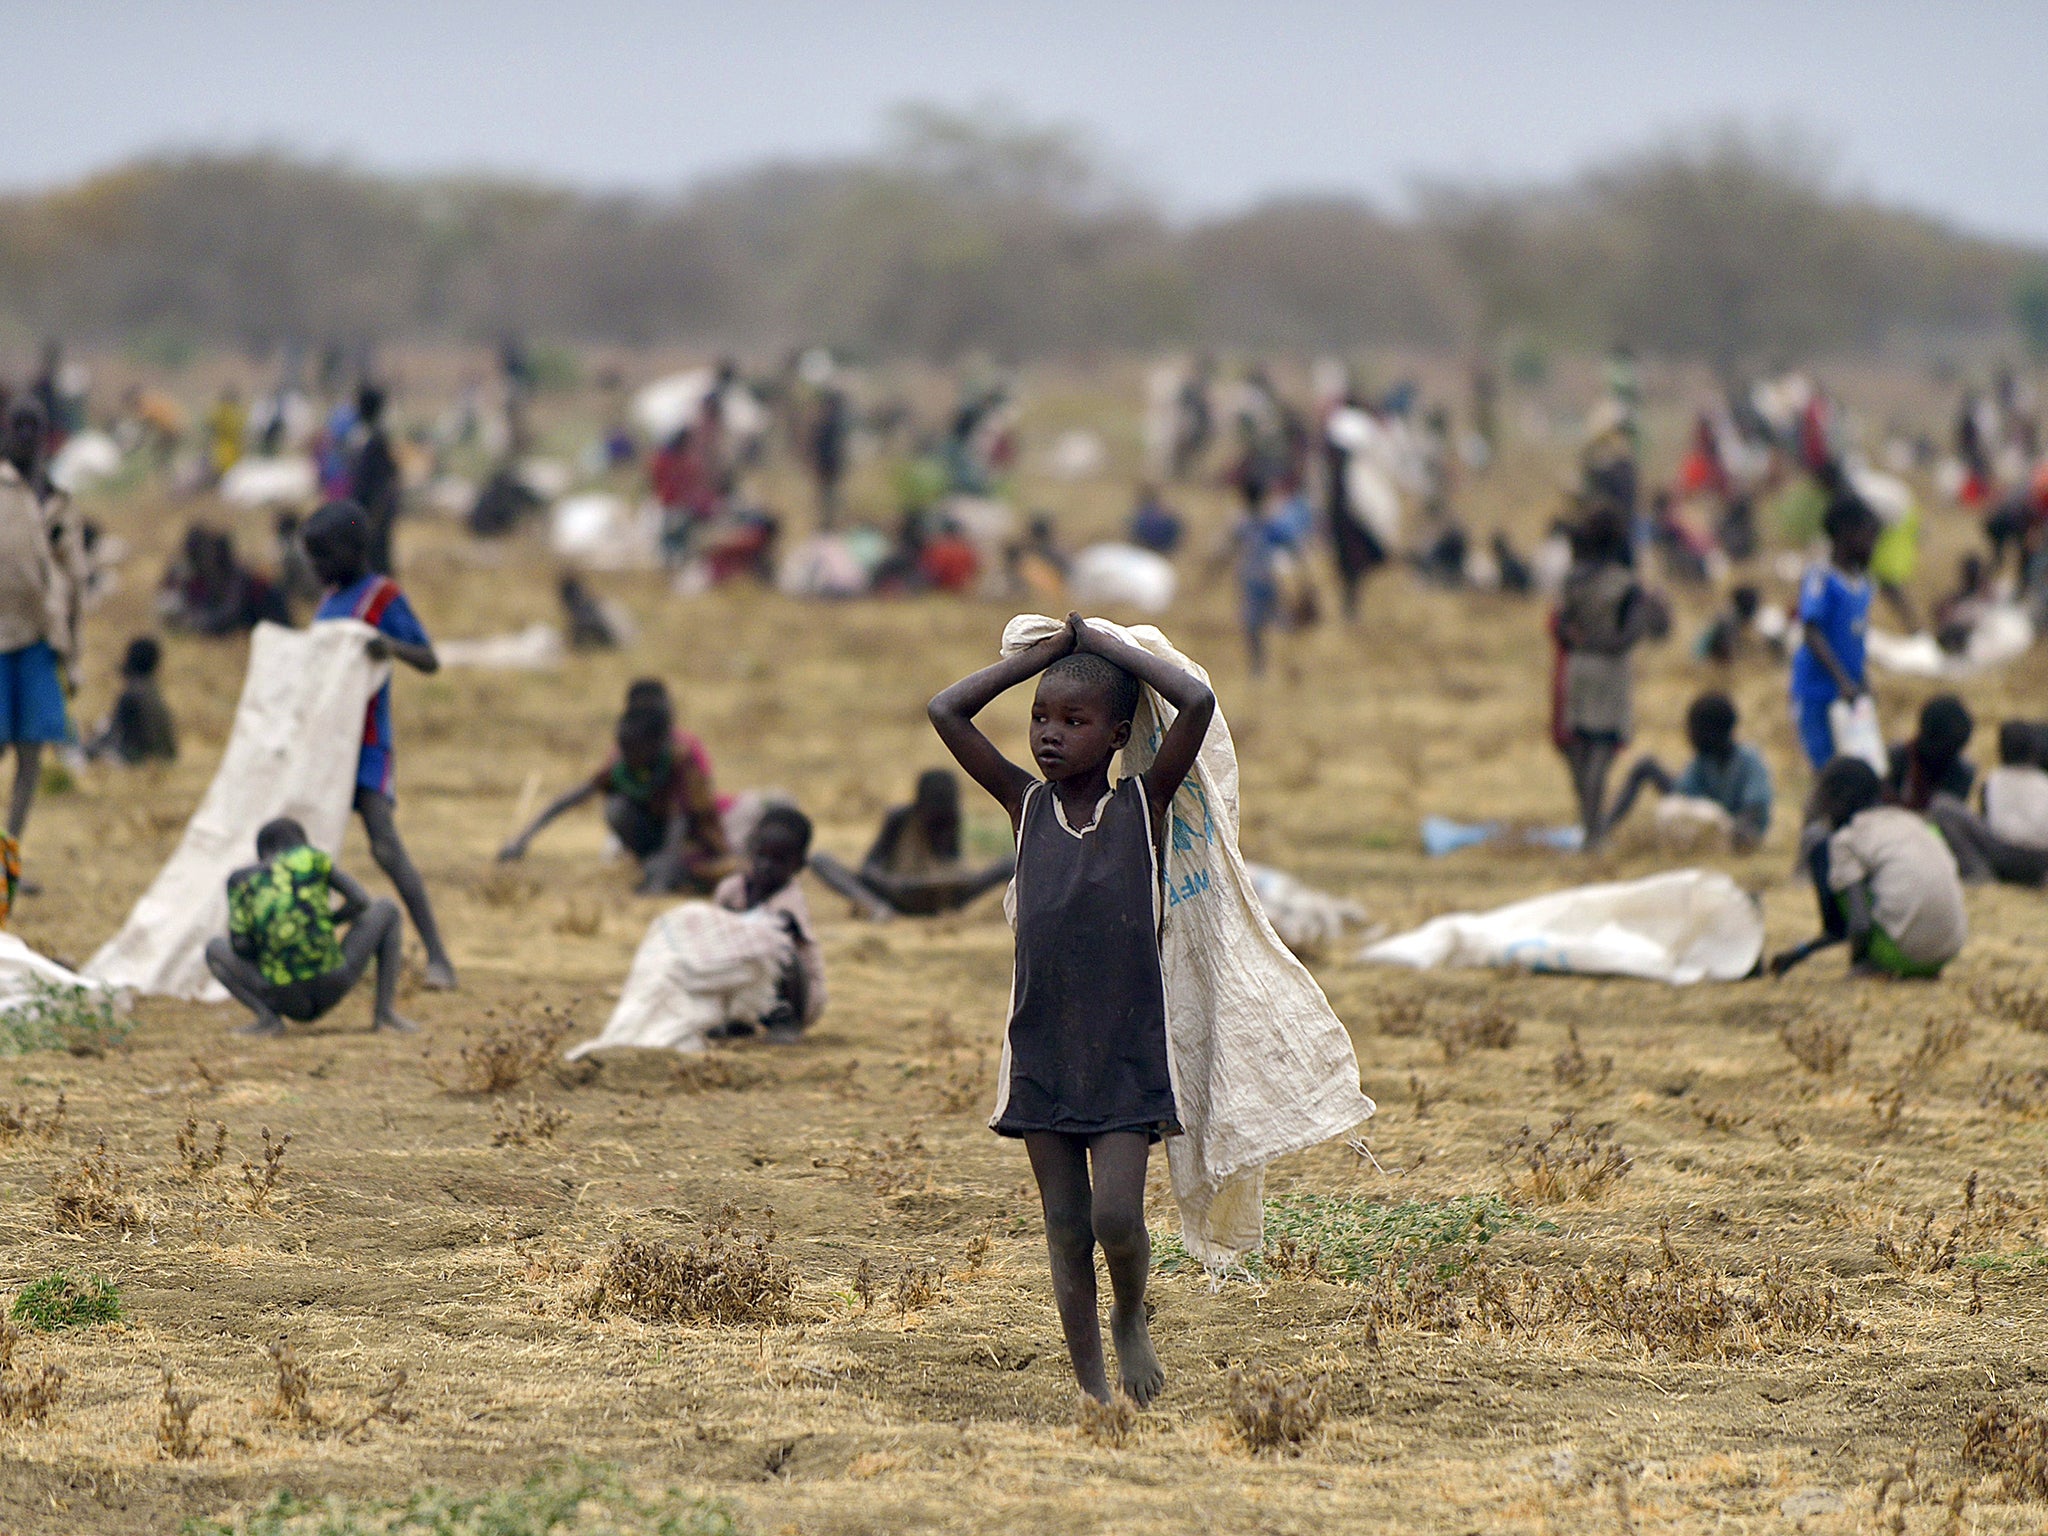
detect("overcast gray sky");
top-left (8, 0), bottom-right (2046, 242)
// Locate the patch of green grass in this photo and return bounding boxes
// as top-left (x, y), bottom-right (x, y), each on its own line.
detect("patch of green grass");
top-left (1962, 1248), bottom-right (2048, 1273)
top-left (184, 1461), bottom-right (740, 1535)
top-left (1155, 1194), bottom-right (1542, 1280)
top-left (0, 978), bottom-right (130, 1058)
top-left (11, 1271), bottom-right (122, 1330)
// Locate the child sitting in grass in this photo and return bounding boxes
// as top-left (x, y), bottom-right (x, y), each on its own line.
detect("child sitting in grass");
top-left (807, 768), bottom-right (1014, 920)
top-left (205, 817), bottom-right (416, 1036)
top-left (84, 637), bottom-right (177, 765)
top-left (305, 500), bottom-right (457, 989)
top-left (499, 682), bottom-right (732, 894)
top-left (1600, 692), bottom-right (1772, 850)
top-left (1770, 757), bottom-right (1967, 979)
top-left (707, 804), bottom-right (823, 1042)
top-left (929, 611), bottom-right (1215, 1410)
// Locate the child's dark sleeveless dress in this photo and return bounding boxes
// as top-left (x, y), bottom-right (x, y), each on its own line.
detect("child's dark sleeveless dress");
top-left (992, 776), bottom-right (1180, 1141)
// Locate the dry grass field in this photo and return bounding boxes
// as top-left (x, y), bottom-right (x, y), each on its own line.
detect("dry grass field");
top-left (3, 365), bottom-right (2048, 1533)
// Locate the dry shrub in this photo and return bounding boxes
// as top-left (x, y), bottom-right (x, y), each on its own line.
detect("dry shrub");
top-left (1691, 1103), bottom-right (1750, 1134)
top-left (478, 865), bottom-right (537, 910)
top-left (0, 1322), bottom-right (64, 1424)
top-left (1435, 1005), bottom-right (1517, 1062)
top-left (1077, 1390), bottom-right (1137, 1448)
top-left (1875, 1212), bottom-right (1960, 1275)
top-left (266, 1336), bottom-right (317, 1428)
top-left (172, 1113), bottom-right (228, 1178)
top-left (579, 1222), bottom-right (794, 1327)
top-left (157, 1366), bottom-right (203, 1459)
top-left (813, 1130), bottom-right (932, 1197)
top-left (1377, 998), bottom-right (1429, 1038)
top-left (1971, 981), bottom-right (2048, 1035)
top-left (1977, 1066), bottom-right (2048, 1117)
top-left (1407, 1073), bottom-right (1443, 1118)
top-left (433, 1006), bottom-right (575, 1095)
top-left (669, 1056), bottom-right (763, 1095)
top-left (892, 1260), bottom-right (946, 1315)
top-left (1779, 1018), bottom-right (1854, 1075)
top-left (240, 1127), bottom-right (291, 1211)
top-left (552, 898), bottom-right (603, 937)
top-left (51, 1136), bottom-right (139, 1232)
top-left (335, 1367), bottom-right (414, 1441)
top-left (961, 1230), bottom-right (993, 1274)
top-left (1552, 1025), bottom-right (1612, 1090)
top-left (1263, 1235), bottom-right (1326, 1282)
top-left (1965, 1403), bottom-right (2048, 1499)
top-left (491, 1098), bottom-right (567, 1147)
top-left (1225, 1367), bottom-right (1326, 1454)
top-left (1897, 1017), bottom-right (1972, 1084)
top-left (851, 1258), bottom-right (875, 1311)
top-left (930, 1054), bottom-right (988, 1114)
top-left (1499, 1116), bottom-right (1632, 1203)
top-left (0, 1090), bottom-right (65, 1146)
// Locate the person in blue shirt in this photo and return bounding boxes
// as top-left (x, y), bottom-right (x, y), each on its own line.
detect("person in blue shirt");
top-left (305, 500), bottom-right (457, 990)
top-left (1789, 490), bottom-right (1880, 771)
top-left (1602, 691), bottom-right (1774, 850)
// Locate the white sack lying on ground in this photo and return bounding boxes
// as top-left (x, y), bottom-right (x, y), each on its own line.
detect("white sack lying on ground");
top-left (550, 493), bottom-right (662, 571)
top-left (85, 622), bottom-right (389, 1001)
top-left (438, 624), bottom-right (564, 671)
top-left (49, 431), bottom-right (123, 494)
top-left (219, 456), bottom-right (318, 507)
top-left (564, 903), bottom-right (792, 1059)
top-left (1867, 606), bottom-right (2033, 679)
top-left (1069, 543), bottom-right (1177, 614)
top-left (0, 933), bottom-right (111, 1012)
top-left (1247, 864), bottom-right (1372, 955)
top-left (1360, 868), bottom-right (1762, 985)
top-left (1002, 615), bottom-right (1375, 1269)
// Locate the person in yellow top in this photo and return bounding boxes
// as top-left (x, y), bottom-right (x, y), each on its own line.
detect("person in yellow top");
top-left (206, 386), bottom-right (246, 481)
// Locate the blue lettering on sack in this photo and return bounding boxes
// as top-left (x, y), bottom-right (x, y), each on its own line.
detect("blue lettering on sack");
top-left (1165, 868), bottom-right (1211, 907)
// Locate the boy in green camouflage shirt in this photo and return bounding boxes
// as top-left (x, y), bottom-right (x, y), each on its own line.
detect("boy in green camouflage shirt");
top-left (206, 818), bottom-right (417, 1037)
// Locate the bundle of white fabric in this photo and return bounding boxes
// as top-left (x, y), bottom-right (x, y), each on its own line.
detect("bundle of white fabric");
top-left (564, 903), bottom-right (793, 1060)
top-left (1000, 615), bottom-right (1376, 1270)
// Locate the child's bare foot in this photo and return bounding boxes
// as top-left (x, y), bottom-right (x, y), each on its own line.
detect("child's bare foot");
top-left (420, 960), bottom-right (457, 991)
top-left (374, 1013), bottom-right (420, 1034)
top-left (236, 1012), bottom-right (286, 1038)
top-left (1110, 1302), bottom-right (1164, 1406)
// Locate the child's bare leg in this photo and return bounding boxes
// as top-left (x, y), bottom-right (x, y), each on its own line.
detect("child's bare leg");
top-left (1571, 738), bottom-right (1620, 847)
top-left (355, 789), bottom-right (456, 988)
top-left (1024, 1131), bottom-right (1113, 1403)
top-left (1089, 1131), bottom-right (1163, 1406)
top-left (203, 937), bottom-right (286, 1036)
top-left (332, 898), bottom-right (416, 1031)
top-left (1600, 756), bottom-right (1671, 840)
top-left (7, 742), bottom-right (41, 839)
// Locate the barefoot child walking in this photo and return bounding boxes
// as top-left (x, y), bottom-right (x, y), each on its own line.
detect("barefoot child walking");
top-left (929, 612), bottom-right (1215, 1407)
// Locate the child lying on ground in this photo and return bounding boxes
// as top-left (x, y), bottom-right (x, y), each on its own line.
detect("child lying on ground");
top-left (205, 817), bottom-right (417, 1036)
top-left (499, 686), bottom-right (732, 894)
top-left (808, 768), bottom-right (1015, 920)
top-left (84, 636), bottom-right (177, 765)
top-left (1600, 692), bottom-right (1772, 850)
top-left (707, 805), bottom-right (824, 1041)
top-left (1770, 758), bottom-right (1967, 979)
top-left (306, 499), bottom-right (457, 989)
top-left (929, 611), bottom-right (1215, 1409)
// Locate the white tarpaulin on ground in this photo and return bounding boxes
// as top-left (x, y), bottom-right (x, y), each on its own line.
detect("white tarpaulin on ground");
top-left (564, 903), bottom-right (792, 1059)
top-left (84, 622), bottom-right (388, 1001)
top-left (549, 493), bottom-right (661, 570)
top-left (1001, 615), bottom-right (1375, 1269)
top-left (1360, 868), bottom-right (1762, 985)
top-left (219, 456), bottom-right (318, 508)
top-left (0, 933), bottom-right (110, 1012)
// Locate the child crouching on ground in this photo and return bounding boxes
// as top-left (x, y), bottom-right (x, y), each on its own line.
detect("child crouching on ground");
top-left (929, 611), bottom-right (1215, 1409)
top-left (1770, 758), bottom-right (1966, 979)
top-left (84, 636), bottom-right (177, 765)
top-left (1600, 692), bottom-right (1772, 850)
top-left (206, 817), bottom-right (417, 1036)
top-left (708, 805), bottom-right (823, 1041)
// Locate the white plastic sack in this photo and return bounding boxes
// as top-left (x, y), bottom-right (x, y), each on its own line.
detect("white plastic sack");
top-left (1868, 605), bottom-right (2033, 679)
top-left (0, 932), bottom-right (114, 1014)
top-left (564, 903), bottom-right (792, 1059)
top-left (1653, 795), bottom-right (1735, 851)
top-left (1828, 695), bottom-right (1890, 775)
top-left (438, 624), bottom-right (563, 671)
top-left (48, 430), bottom-right (123, 495)
top-left (549, 493), bottom-right (662, 571)
top-left (219, 456), bottom-right (317, 508)
top-left (778, 534), bottom-right (870, 599)
top-left (1000, 615), bottom-right (1375, 1268)
top-left (1247, 864), bottom-right (1371, 955)
top-left (84, 622), bottom-right (389, 1000)
top-left (1361, 869), bottom-right (1763, 985)
top-left (631, 370), bottom-right (767, 447)
top-left (1068, 543), bottom-right (1177, 615)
